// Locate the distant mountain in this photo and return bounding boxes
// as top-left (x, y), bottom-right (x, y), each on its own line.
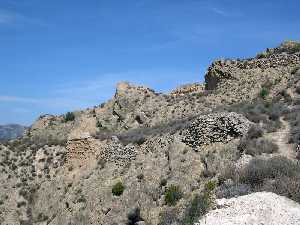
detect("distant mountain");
top-left (0, 124), bottom-right (26, 141)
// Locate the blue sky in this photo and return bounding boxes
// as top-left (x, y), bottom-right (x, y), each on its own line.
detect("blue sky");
top-left (0, 0), bottom-right (299, 125)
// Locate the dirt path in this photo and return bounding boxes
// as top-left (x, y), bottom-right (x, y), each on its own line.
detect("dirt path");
top-left (267, 117), bottom-right (296, 159)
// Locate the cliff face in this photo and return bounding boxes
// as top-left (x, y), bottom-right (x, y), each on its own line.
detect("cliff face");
top-left (1, 41), bottom-right (300, 225)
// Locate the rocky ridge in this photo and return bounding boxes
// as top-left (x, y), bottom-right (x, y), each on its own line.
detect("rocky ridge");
top-left (0, 41), bottom-right (300, 225)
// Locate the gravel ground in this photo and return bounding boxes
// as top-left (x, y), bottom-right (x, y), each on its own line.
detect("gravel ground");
top-left (196, 192), bottom-right (300, 225)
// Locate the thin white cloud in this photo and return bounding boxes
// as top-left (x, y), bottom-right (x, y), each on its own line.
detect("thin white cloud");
top-left (211, 7), bottom-right (228, 16)
top-left (0, 9), bottom-right (47, 27)
top-left (0, 95), bottom-right (40, 103)
top-left (0, 10), bottom-right (17, 24)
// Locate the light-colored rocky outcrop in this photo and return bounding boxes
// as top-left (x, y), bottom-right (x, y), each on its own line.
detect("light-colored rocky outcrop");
top-left (196, 192), bottom-right (300, 225)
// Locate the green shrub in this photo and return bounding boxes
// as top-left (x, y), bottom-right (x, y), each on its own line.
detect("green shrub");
top-left (256, 51), bottom-right (268, 59)
top-left (182, 181), bottom-right (216, 224)
top-left (181, 194), bottom-right (211, 225)
top-left (112, 181), bottom-right (125, 196)
top-left (96, 120), bottom-right (102, 128)
top-left (259, 88), bottom-right (269, 99)
top-left (205, 180), bottom-right (217, 192)
top-left (165, 185), bottom-right (182, 206)
top-left (64, 112), bottom-right (75, 122)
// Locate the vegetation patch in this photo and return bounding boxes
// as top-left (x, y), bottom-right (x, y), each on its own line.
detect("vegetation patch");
top-left (64, 112), bottom-right (75, 122)
top-left (238, 127), bottom-right (278, 156)
top-left (165, 184), bottom-right (183, 206)
top-left (112, 181), bottom-right (125, 196)
top-left (181, 181), bottom-right (216, 225)
top-left (219, 156), bottom-right (300, 203)
top-left (259, 88), bottom-right (269, 99)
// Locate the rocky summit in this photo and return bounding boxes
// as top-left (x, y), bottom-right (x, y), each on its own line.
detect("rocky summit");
top-left (1, 41), bottom-right (300, 225)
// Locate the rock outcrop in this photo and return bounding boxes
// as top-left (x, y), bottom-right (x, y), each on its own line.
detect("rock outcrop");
top-left (205, 51), bottom-right (300, 90)
top-left (170, 83), bottom-right (205, 96)
top-left (183, 112), bottom-right (252, 148)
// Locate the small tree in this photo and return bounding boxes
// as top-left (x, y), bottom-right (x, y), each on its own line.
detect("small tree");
top-left (64, 112), bottom-right (75, 122)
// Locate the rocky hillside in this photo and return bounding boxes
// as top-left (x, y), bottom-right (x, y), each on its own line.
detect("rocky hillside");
top-left (1, 41), bottom-right (300, 225)
top-left (0, 124), bottom-right (26, 141)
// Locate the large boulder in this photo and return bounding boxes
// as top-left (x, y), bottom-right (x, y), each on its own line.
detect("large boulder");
top-left (183, 112), bottom-right (252, 148)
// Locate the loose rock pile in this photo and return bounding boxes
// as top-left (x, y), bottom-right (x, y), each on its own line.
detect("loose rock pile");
top-left (101, 136), bottom-right (137, 166)
top-left (183, 112), bottom-right (252, 148)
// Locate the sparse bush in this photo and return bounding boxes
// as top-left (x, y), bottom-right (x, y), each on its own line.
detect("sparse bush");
top-left (205, 180), bottom-right (217, 192)
top-left (256, 51), bottom-right (268, 59)
top-left (239, 157), bottom-right (300, 186)
top-left (223, 100), bottom-right (285, 134)
top-left (112, 181), bottom-right (125, 196)
top-left (219, 156), bottom-right (300, 203)
top-left (270, 176), bottom-right (300, 203)
top-left (165, 184), bottom-right (182, 206)
top-left (64, 112), bottom-right (75, 122)
top-left (158, 208), bottom-right (179, 225)
top-left (246, 125), bottom-right (264, 139)
top-left (239, 137), bottom-right (278, 156)
top-left (182, 180), bottom-right (216, 224)
top-left (182, 194), bottom-right (210, 225)
top-left (96, 120), bottom-right (102, 128)
top-left (36, 213), bottom-right (49, 222)
top-left (284, 110), bottom-right (300, 143)
top-left (216, 183), bottom-right (252, 199)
